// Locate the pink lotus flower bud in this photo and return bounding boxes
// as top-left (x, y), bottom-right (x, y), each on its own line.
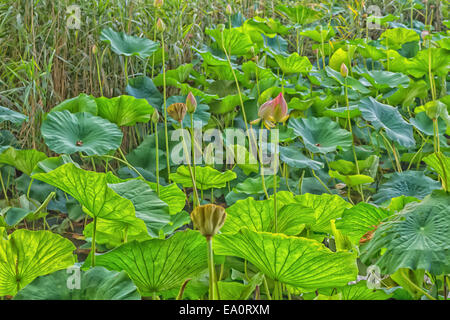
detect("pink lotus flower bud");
top-left (258, 92), bottom-right (289, 128)
top-left (186, 92), bottom-right (197, 113)
top-left (340, 63), bottom-right (348, 77)
top-left (154, 0), bottom-right (164, 8)
top-left (156, 18), bottom-right (166, 33)
top-left (421, 30), bottom-right (430, 39)
top-left (226, 4), bottom-right (233, 15)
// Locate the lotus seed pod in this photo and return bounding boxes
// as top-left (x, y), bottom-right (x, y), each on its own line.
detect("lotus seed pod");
top-left (154, 0), bottom-right (163, 9)
top-left (340, 63), bottom-right (348, 77)
top-left (151, 110), bottom-right (160, 123)
top-left (156, 18), bottom-right (166, 33)
top-left (167, 102), bottom-right (187, 122)
top-left (191, 204), bottom-right (227, 239)
top-left (186, 92), bottom-right (197, 114)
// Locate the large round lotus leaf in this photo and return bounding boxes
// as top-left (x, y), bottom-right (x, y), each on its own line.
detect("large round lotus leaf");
top-left (373, 171), bottom-right (441, 204)
top-left (125, 131), bottom-right (167, 174)
top-left (0, 106), bottom-right (28, 125)
top-left (276, 4), bottom-right (322, 25)
top-left (380, 28), bottom-right (419, 49)
top-left (126, 76), bottom-right (163, 110)
top-left (336, 202), bottom-right (392, 244)
top-left (170, 165), bottom-right (237, 190)
top-left (14, 267), bottom-right (140, 300)
top-left (361, 70), bottom-right (410, 90)
top-left (410, 111), bottom-right (446, 136)
top-left (361, 190), bottom-right (450, 275)
top-left (107, 179), bottom-right (172, 238)
top-left (100, 27), bottom-right (159, 58)
top-left (274, 52), bottom-right (312, 74)
top-left (0, 229), bottom-right (76, 296)
top-left (32, 163), bottom-right (135, 220)
top-left (423, 152), bottom-right (449, 191)
top-left (359, 97), bottom-right (415, 148)
top-left (406, 48), bottom-right (450, 78)
top-left (280, 145), bottom-right (324, 170)
top-left (41, 111), bottom-right (123, 156)
top-left (0, 147), bottom-right (47, 175)
top-left (214, 228), bottom-right (357, 290)
top-left (81, 230), bottom-right (207, 296)
top-left (205, 28), bottom-right (253, 56)
top-left (95, 95), bottom-right (154, 127)
top-left (84, 216), bottom-right (150, 249)
top-left (288, 116), bottom-right (352, 154)
top-left (50, 93), bottom-right (98, 115)
top-left (301, 281), bottom-right (392, 300)
top-left (222, 196), bottom-right (314, 236)
top-left (0, 130), bottom-right (17, 153)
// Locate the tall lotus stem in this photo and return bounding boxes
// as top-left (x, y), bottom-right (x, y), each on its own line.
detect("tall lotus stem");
top-left (156, 18), bottom-right (170, 182)
top-left (152, 111), bottom-right (160, 196)
top-left (91, 216), bottom-right (97, 267)
top-left (191, 204), bottom-right (227, 300)
top-left (273, 124), bottom-right (278, 233)
top-left (342, 63), bottom-right (364, 201)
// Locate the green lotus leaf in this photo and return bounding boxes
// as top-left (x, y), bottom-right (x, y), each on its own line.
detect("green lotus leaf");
top-left (373, 171), bottom-right (441, 204)
top-left (0, 147), bottom-right (47, 175)
top-left (84, 215), bottom-right (150, 248)
top-left (222, 196), bottom-right (312, 236)
top-left (100, 27), bottom-right (159, 58)
top-left (387, 195), bottom-right (420, 213)
top-left (233, 175), bottom-right (279, 195)
top-left (218, 273), bottom-right (264, 300)
top-left (126, 132), bottom-right (167, 174)
top-left (14, 267), bottom-right (140, 300)
top-left (32, 163), bottom-right (135, 220)
top-left (50, 93), bottom-right (98, 115)
top-left (274, 52), bottom-right (312, 74)
top-left (209, 93), bottom-right (249, 114)
top-left (279, 193), bottom-right (352, 234)
top-left (214, 228), bottom-right (357, 290)
top-left (329, 170), bottom-right (374, 187)
top-left (245, 16), bottom-right (291, 36)
top-left (407, 48), bottom-right (450, 78)
top-left (423, 152), bottom-right (449, 191)
top-left (361, 190), bottom-right (450, 275)
top-left (275, 4), bottom-right (322, 25)
top-left (279, 145), bottom-right (324, 170)
top-left (2, 207), bottom-right (31, 226)
top-left (95, 95), bottom-right (153, 126)
top-left (82, 230), bottom-right (207, 296)
top-left (325, 67), bottom-right (370, 94)
top-left (147, 182), bottom-right (186, 215)
top-left (225, 144), bottom-right (259, 175)
top-left (0, 229), bottom-right (76, 296)
top-left (361, 70), bottom-right (410, 90)
top-left (0, 130), bottom-right (17, 153)
top-left (31, 155), bottom-right (80, 175)
top-left (329, 156), bottom-right (379, 176)
top-left (388, 79), bottom-right (428, 108)
top-left (302, 281), bottom-right (392, 300)
top-left (336, 202), bottom-right (391, 244)
top-left (359, 97), bottom-right (415, 148)
top-left (323, 105), bottom-right (361, 118)
top-left (300, 26), bottom-right (335, 42)
top-left (410, 111), bottom-right (447, 136)
top-left (107, 179), bottom-right (172, 238)
top-left (205, 28), bottom-right (254, 56)
top-left (170, 165), bottom-right (237, 190)
top-left (41, 111), bottom-right (122, 156)
top-left (192, 46), bottom-right (229, 67)
top-left (126, 76), bottom-right (163, 110)
top-left (0, 106), bottom-right (28, 125)
top-left (329, 47), bottom-right (356, 72)
top-left (288, 116), bottom-right (352, 154)
top-left (379, 28), bottom-right (419, 49)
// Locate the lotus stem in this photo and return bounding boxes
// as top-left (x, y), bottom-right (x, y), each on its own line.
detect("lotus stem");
top-left (258, 122), bottom-right (270, 199)
top-left (180, 121), bottom-right (200, 207)
top-left (263, 275), bottom-right (272, 300)
top-left (91, 216), bottom-right (97, 267)
top-left (273, 123), bottom-right (278, 233)
top-left (161, 32), bottom-right (171, 182)
top-left (207, 237), bottom-right (217, 300)
top-left (154, 121), bottom-right (160, 196)
top-left (190, 113), bottom-right (196, 186)
top-left (0, 172), bottom-right (8, 204)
